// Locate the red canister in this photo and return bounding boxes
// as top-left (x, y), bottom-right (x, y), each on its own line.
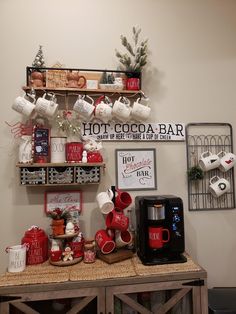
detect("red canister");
top-left (21, 226), bottom-right (48, 265)
top-left (66, 142), bottom-right (83, 162)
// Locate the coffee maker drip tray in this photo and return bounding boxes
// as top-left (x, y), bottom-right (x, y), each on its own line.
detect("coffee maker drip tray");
top-left (139, 252), bottom-right (187, 266)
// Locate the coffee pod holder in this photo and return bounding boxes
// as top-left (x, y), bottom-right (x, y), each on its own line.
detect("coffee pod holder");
top-left (186, 123), bottom-right (235, 211)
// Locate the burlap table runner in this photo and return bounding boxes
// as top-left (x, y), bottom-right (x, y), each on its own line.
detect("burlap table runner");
top-left (0, 253), bottom-right (202, 287)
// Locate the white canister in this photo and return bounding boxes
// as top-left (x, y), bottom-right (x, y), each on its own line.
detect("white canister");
top-left (50, 137), bottom-right (67, 163)
top-left (19, 135), bottom-right (32, 163)
top-left (6, 244), bottom-right (27, 273)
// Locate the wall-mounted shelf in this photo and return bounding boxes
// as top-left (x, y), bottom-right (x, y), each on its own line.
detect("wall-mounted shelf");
top-left (25, 66), bottom-right (142, 96)
top-left (16, 162), bottom-right (105, 186)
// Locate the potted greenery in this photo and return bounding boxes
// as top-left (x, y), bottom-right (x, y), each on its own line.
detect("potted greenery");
top-left (47, 208), bottom-right (69, 236)
top-left (115, 26), bottom-right (148, 90)
top-left (187, 166), bottom-right (204, 181)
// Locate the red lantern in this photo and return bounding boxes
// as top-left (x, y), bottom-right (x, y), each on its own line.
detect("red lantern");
top-left (21, 226), bottom-right (48, 265)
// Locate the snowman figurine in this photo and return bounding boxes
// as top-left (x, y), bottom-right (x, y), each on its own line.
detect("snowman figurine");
top-left (65, 221), bottom-right (75, 235)
top-left (82, 150), bottom-right (87, 163)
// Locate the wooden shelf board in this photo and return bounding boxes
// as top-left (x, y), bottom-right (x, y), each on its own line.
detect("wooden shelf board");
top-left (52, 232), bottom-right (79, 239)
top-left (22, 86), bottom-right (142, 95)
top-left (20, 182), bottom-right (100, 187)
top-left (16, 162), bottom-right (105, 168)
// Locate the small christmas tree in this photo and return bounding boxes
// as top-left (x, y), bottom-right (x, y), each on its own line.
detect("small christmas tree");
top-left (32, 45), bottom-right (45, 68)
top-left (115, 26), bottom-right (148, 75)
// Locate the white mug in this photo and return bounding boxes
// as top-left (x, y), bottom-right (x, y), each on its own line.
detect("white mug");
top-left (73, 95), bottom-right (95, 120)
top-left (35, 93), bottom-right (58, 118)
top-left (5, 244), bottom-right (28, 273)
top-left (209, 176), bottom-right (230, 198)
top-left (96, 189), bottom-right (114, 214)
top-left (112, 96), bottom-right (131, 122)
top-left (199, 151), bottom-right (221, 171)
top-left (12, 94), bottom-right (35, 117)
top-left (95, 96), bottom-right (113, 123)
top-left (219, 151), bottom-right (236, 172)
top-left (131, 98), bottom-right (151, 121)
top-left (115, 230), bottom-right (132, 248)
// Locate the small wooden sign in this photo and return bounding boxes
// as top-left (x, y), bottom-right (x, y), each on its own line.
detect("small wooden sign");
top-left (44, 191), bottom-right (82, 214)
top-left (46, 69), bottom-right (67, 88)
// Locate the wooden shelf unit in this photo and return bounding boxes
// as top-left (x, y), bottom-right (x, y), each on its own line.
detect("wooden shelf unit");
top-left (25, 66), bottom-right (143, 96)
top-left (16, 162), bottom-right (105, 186)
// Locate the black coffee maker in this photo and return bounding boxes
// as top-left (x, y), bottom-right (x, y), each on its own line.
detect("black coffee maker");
top-left (135, 195), bottom-right (187, 265)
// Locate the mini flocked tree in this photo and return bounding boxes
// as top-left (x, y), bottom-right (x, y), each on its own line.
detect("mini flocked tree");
top-left (115, 26), bottom-right (148, 77)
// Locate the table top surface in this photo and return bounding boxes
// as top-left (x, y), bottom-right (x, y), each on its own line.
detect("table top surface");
top-left (0, 253), bottom-right (207, 294)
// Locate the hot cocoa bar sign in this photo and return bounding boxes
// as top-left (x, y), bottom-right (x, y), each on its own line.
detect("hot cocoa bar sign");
top-left (81, 122), bottom-right (185, 141)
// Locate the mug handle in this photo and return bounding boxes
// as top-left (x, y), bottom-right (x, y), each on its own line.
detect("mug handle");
top-left (78, 75), bottom-right (86, 88)
top-left (95, 95), bottom-right (105, 106)
top-left (105, 96), bottom-right (112, 105)
top-left (107, 188), bottom-right (114, 200)
top-left (122, 96), bottom-right (130, 106)
top-left (162, 229), bottom-right (170, 243)
top-left (217, 151), bottom-right (226, 158)
top-left (84, 95), bottom-right (94, 105)
top-left (23, 243), bottom-right (30, 251)
top-left (209, 176), bottom-right (219, 185)
top-left (201, 151), bottom-right (212, 158)
top-left (25, 93), bottom-right (36, 104)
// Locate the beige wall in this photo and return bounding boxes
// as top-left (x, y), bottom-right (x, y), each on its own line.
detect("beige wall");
top-left (1, 0), bottom-right (236, 287)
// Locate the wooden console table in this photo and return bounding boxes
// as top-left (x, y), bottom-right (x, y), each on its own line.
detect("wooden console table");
top-left (0, 254), bottom-right (208, 314)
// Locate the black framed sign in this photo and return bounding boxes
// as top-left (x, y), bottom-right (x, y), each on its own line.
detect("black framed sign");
top-left (115, 148), bottom-right (157, 190)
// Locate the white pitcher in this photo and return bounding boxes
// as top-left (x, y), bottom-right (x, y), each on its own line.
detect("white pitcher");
top-left (5, 244), bottom-right (28, 272)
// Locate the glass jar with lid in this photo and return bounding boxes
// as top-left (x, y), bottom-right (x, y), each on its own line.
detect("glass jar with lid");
top-left (83, 240), bottom-right (96, 263)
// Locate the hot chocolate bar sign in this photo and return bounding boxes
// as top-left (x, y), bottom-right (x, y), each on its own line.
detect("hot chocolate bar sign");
top-left (81, 122), bottom-right (185, 141)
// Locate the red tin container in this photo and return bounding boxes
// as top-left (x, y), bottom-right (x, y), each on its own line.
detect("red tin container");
top-left (21, 226), bottom-right (48, 265)
top-left (66, 142), bottom-right (83, 162)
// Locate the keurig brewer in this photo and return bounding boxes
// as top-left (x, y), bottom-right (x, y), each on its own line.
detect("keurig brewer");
top-left (135, 195), bottom-right (187, 265)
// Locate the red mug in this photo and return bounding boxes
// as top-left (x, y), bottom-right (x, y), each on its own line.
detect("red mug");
top-left (115, 189), bottom-right (132, 211)
top-left (95, 229), bottom-right (115, 254)
top-left (50, 249), bottom-right (62, 262)
top-left (106, 210), bottom-right (129, 231)
top-left (148, 227), bottom-right (170, 249)
top-left (87, 151), bottom-right (103, 163)
top-left (70, 241), bottom-right (84, 258)
top-left (115, 230), bottom-right (132, 248)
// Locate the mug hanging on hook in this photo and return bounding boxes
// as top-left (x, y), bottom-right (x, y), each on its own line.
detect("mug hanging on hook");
top-left (94, 95), bottom-right (113, 123)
